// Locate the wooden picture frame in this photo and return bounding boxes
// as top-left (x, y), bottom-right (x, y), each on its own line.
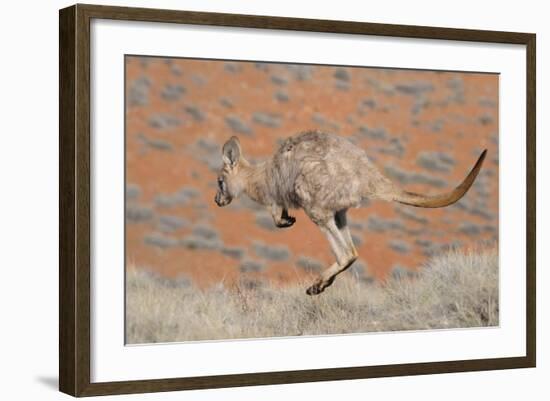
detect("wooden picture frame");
top-left (59, 3), bottom-right (536, 397)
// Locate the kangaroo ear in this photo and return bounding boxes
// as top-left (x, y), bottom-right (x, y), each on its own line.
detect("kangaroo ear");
top-left (222, 136), bottom-right (241, 167)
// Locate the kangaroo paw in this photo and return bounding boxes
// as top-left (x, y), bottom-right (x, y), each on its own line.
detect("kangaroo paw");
top-left (276, 215), bottom-right (295, 228)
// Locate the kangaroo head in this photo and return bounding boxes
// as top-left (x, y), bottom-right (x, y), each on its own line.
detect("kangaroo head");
top-left (215, 136), bottom-right (246, 207)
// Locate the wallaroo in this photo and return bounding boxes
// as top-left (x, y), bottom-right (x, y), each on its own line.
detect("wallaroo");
top-left (215, 131), bottom-right (487, 296)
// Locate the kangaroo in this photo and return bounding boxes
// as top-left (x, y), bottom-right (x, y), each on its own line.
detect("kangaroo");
top-left (214, 131), bottom-right (487, 295)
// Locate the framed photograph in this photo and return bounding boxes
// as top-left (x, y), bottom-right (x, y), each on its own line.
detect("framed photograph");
top-left (59, 4), bottom-right (536, 397)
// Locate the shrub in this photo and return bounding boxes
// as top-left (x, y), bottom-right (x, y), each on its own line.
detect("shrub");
top-left (389, 239), bottom-right (411, 254)
top-left (239, 259), bottom-right (265, 273)
top-left (334, 68), bottom-right (351, 82)
top-left (160, 84), bottom-right (185, 101)
top-left (185, 105), bottom-right (206, 122)
top-left (296, 256), bottom-right (324, 273)
top-left (126, 205), bottom-right (153, 223)
top-left (416, 151), bottom-right (455, 173)
top-left (225, 115), bottom-right (253, 136)
top-left (395, 81), bottom-right (434, 95)
top-left (221, 246), bottom-right (246, 260)
top-left (128, 76), bottom-right (150, 106)
top-left (253, 241), bottom-right (291, 261)
top-left (144, 233), bottom-right (178, 249)
top-left (148, 114), bottom-right (181, 129)
top-left (252, 112), bottom-right (282, 128)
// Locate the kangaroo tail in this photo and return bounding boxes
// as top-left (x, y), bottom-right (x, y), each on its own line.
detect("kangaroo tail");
top-left (392, 149), bottom-right (487, 208)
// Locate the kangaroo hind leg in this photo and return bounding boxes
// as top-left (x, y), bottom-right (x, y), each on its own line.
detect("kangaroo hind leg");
top-left (334, 209), bottom-right (358, 258)
top-left (306, 210), bottom-right (358, 295)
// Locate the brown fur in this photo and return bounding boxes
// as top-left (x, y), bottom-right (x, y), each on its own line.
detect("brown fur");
top-left (215, 131), bottom-right (487, 295)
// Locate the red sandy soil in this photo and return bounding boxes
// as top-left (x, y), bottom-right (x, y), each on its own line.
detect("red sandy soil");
top-left (125, 56), bottom-right (498, 288)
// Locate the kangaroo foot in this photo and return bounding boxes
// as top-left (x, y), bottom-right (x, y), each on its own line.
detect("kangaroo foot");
top-left (305, 276), bottom-right (335, 296)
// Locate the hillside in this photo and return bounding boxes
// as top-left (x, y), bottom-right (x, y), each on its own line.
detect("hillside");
top-left (125, 56), bottom-right (499, 287)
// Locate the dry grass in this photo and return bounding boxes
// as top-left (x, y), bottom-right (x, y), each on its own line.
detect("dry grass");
top-left (126, 246), bottom-right (498, 344)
